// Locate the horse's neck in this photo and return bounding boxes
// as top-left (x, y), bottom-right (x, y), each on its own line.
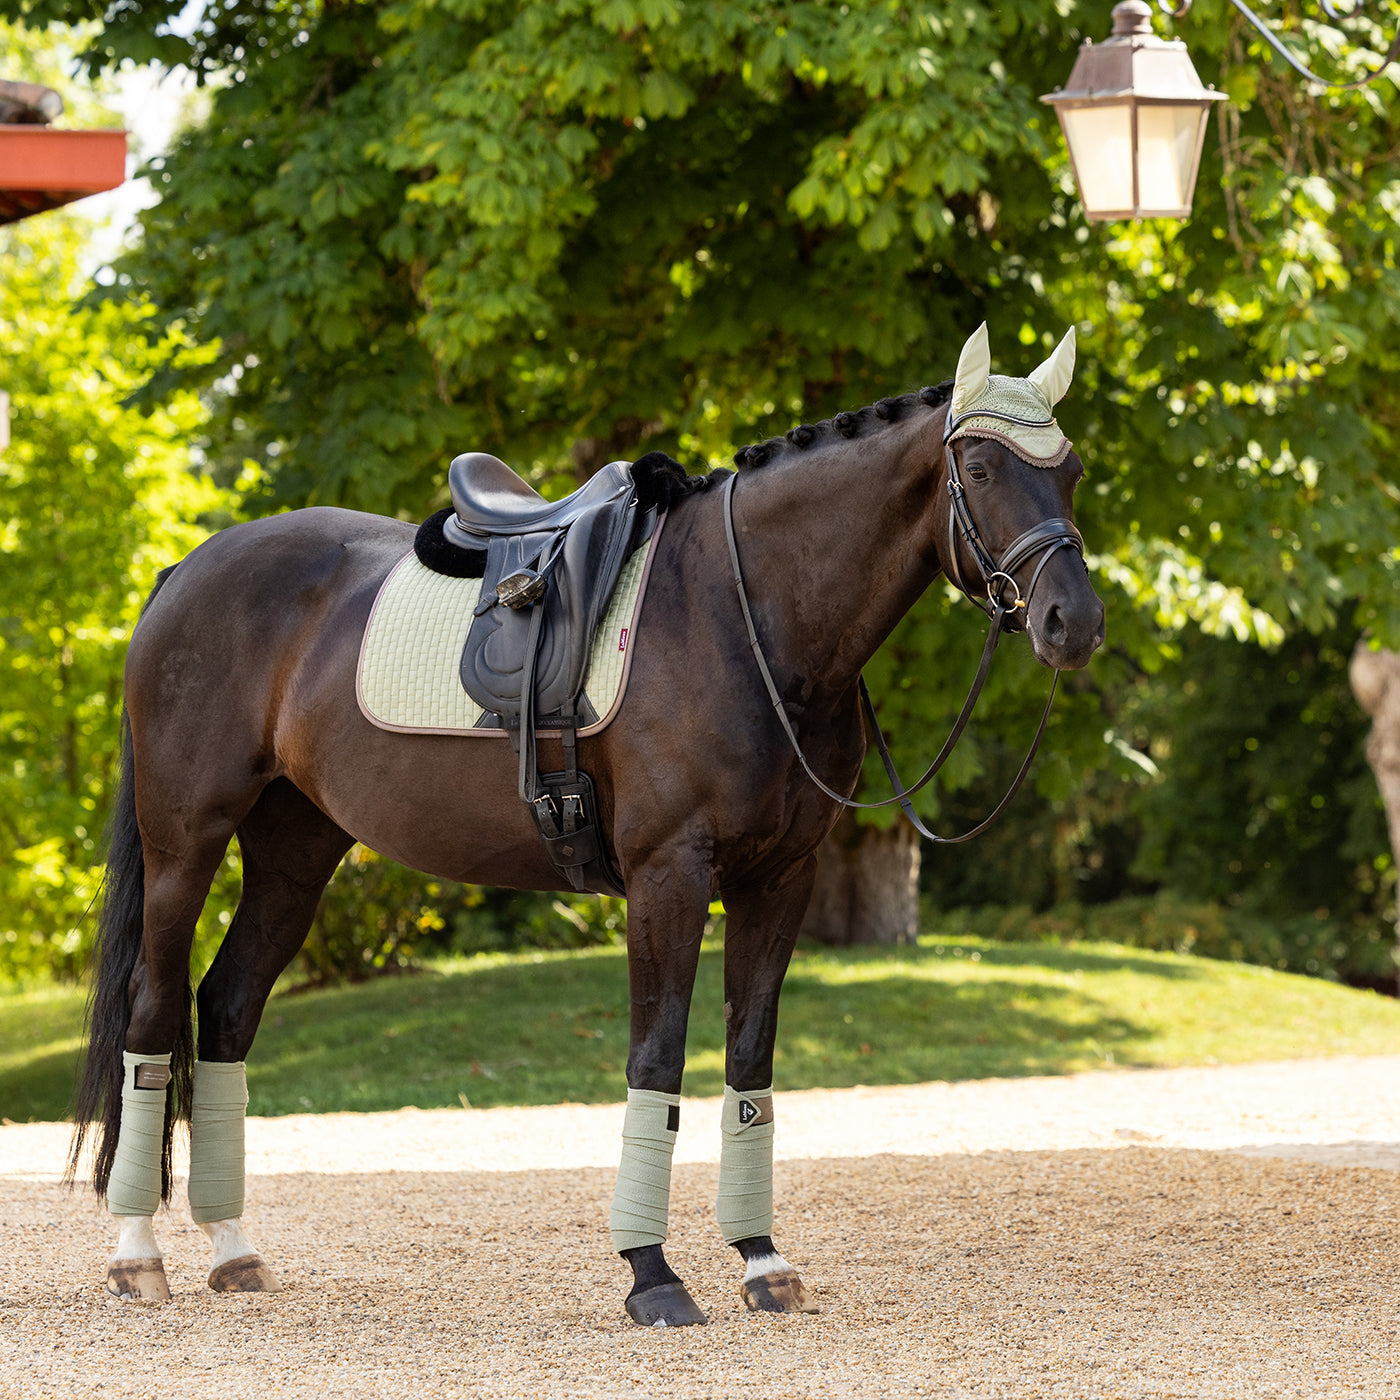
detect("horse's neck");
top-left (731, 411), bottom-right (944, 703)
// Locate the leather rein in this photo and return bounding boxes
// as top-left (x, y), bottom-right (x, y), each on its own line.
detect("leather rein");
top-left (722, 407), bottom-right (1086, 845)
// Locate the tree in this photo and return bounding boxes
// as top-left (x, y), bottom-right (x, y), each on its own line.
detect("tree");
top-left (0, 211), bottom-right (227, 980)
top-left (3, 0), bottom-right (1397, 946)
top-left (1351, 641), bottom-right (1400, 987)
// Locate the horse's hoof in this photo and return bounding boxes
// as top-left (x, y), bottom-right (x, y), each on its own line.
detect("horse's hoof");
top-left (208, 1253), bottom-right (281, 1294)
top-left (625, 1281), bottom-right (707, 1327)
top-left (740, 1268), bottom-right (820, 1314)
top-left (105, 1258), bottom-right (171, 1302)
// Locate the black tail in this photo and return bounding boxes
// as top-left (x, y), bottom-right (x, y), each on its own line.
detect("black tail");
top-left (67, 567), bottom-right (194, 1199)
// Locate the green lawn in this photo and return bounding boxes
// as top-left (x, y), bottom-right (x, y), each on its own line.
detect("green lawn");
top-left (4, 935), bottom-right (1400, 1122)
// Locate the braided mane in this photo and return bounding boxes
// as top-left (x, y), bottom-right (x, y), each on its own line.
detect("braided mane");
top-left (733, 381), bottom-right (954, 471)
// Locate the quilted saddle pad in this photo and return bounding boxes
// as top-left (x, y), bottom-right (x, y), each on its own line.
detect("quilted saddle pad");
top-left (357, 527), bottom-right (660, 737)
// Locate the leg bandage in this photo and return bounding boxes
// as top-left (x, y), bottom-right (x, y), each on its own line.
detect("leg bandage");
top-left (716, 1084), bottom-right (774, 1244)
top-left (188, 1060), bottom-right (249, 1224)
top-left (107, 1051), bottom-right (172, 1217)
top-left (609, 1088), bottom-right (680, 1252)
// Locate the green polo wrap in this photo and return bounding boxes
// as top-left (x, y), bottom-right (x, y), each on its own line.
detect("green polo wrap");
top-left (715, 1084), bottom-right (774, 1244)
top-left (609, 1088), bottom-right (680, 1252)
top-left (188, 1060), bottom-right (249, 1224)
top-left (107, 1051), bottom-right (172, 1217)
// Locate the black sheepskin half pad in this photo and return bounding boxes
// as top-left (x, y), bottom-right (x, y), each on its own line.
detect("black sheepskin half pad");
top-left (412, 453), bottom-right (722, 578)
top-left (630, 451), bottom-right (721, 510)
top-left (413, 507), bottom-right (487, 578)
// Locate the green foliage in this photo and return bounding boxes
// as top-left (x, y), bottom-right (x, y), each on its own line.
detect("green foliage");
top-left (18, 0), bottom-right (1391, 738)
top-left (287, 850), bottom-right (629, 986)
top-left (0, 214), bottom-right (226, 983)
top-left (943, 893), bottom-right (1396, 989)
top-left (923, 627), bottom-right (1393, 922)
top-left (3, 3), bottom-right (1399, 988)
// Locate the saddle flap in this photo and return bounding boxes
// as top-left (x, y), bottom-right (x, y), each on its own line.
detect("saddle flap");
top-left (457, 487), bottom-right (649, 721)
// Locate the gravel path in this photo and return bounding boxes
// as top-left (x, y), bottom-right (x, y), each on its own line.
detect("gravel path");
top-left (4, 1056), bottom-right (1400, 1398)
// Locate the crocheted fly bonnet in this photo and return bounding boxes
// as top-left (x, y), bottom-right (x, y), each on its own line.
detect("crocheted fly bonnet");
top-left (945, 322), bottom-right (1077, 469)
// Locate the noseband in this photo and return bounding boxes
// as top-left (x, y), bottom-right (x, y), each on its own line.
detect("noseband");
top-left (722, 410), bottom-right (1089, 845)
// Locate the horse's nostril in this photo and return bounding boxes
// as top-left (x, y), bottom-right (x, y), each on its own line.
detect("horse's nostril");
top-left (1043, 604), bottom-right (1068, 646)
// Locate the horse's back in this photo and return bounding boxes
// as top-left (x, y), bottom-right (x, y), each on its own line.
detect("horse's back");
top-left (125, 507), bottom-right (411, 754)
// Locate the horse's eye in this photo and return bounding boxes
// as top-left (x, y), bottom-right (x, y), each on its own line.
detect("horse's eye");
top-left (967, 465), bottom-right (989, 483)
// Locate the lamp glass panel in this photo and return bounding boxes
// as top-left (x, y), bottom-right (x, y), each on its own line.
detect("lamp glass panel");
top-left (1135, 104), bottom-right (1204, 212)
top-left (1059, 104), bottom-right (1134, 214)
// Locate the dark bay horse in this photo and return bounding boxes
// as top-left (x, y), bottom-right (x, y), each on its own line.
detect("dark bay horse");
top-left (70, 325), bottom-right (1104, 1324)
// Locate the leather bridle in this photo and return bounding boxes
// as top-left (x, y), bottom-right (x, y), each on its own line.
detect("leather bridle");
top-left (943, 406), bottom-right (1086, 621)
top-left (723, 406), bottom-right (1089, 844)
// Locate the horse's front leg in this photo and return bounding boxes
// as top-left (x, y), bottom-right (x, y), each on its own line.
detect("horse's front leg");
top-left (719, 857), bottom-right (821, 1314)
top-left (610, 850), bottom-right (711, 1326)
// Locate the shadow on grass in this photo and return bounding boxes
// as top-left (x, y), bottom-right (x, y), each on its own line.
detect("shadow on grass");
top-left (5, 936), bottom-right (1374, 1124)
top-left (0, 1045), bottom-right (81, 1124)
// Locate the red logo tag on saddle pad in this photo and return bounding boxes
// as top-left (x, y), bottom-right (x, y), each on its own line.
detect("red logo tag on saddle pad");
top-left (619, 628), bottom-right (628, 652)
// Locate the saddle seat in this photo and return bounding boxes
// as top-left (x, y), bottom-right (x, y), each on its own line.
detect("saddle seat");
top-left (444, 452), bottom-right (635, 540)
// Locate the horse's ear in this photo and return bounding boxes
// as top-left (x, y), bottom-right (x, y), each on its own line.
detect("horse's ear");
top-left (1027, 327), bottom-right (1076, 408)
top-left (950, 322), bottom-right (991, 416)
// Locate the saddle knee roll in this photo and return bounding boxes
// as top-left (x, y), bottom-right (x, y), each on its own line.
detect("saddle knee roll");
top-left (188, 1060), bottom-right (249, 1224)
top-left (107, 1051), bottom-right (173, 1217)
top-left (609, 1088), bottom-right (681, 1252)
top-left (716, 1085), bottom-right (775, 1244)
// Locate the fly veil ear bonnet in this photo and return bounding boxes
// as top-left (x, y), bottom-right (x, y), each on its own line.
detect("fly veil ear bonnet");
top-left (945, 322), bottom-right (1077, 468)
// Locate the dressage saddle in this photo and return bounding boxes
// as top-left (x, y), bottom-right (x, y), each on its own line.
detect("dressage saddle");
top-left (429, 453), bottom-right (659, 897)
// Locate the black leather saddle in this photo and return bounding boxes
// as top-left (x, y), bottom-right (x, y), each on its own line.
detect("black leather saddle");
top-left (447, 454), bottom-right (653, 731)
top-left (412, 448), bottom-right (712, 897)
top-left (441, 453), bottom-right (657, 897)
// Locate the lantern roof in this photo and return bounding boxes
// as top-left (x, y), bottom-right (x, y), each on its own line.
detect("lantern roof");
top-left (1042, 0), bottom-right (1227, 106)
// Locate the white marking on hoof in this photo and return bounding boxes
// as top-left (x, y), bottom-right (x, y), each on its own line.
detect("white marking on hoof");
top-left (741, 1250), bottom-right (792, 1284)
top-left (200, 1219), bottom-right (282, 1292)
top-left (111, 1215), bottom-right (159, 1261)
top-left (199, 1217), bottom-right (259, 1269)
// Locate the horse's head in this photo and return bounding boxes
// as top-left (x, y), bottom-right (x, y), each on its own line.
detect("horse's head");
top-left (936, 323), bottom-right (1105, 670)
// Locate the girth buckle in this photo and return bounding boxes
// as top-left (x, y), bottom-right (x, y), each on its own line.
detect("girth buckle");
top-left (532, 793), bottom-right (561, 839)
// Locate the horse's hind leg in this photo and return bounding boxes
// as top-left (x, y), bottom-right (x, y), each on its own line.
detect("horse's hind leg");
top-left (192, 780), bottom-right (353, 1293)
top-left (106, 805), bottom-right (248, 1301)
top-left (719, 859), bottom-right (821, 1315)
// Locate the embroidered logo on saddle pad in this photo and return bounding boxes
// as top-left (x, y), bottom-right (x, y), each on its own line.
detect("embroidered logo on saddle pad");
top-left (357, 532), bottom-right (658, 737)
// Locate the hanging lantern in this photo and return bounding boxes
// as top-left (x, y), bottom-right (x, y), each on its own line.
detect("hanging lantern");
top-left (1041, 0), bottom-right (1226, 221)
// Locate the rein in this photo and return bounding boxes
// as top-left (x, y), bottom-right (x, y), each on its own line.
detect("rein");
top-left (721, 413), bottom-right (1086, 845)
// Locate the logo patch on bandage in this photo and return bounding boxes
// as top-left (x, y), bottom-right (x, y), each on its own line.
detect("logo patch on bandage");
top-left (667, 1104), bottom-right (680, 1132)
top-left (133, 1062), bottom-right (172, 1091)
top-left (737, 1095), bottom-right (774, 1127)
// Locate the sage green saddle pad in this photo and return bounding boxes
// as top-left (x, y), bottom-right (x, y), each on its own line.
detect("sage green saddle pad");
top-left (357, 530), bottom-right (658, 736)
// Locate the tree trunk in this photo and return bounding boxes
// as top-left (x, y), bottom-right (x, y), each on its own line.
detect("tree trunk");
top-left (799, 810), bottom-right (920, 945)
top-left (1349, 640), bottom-right (1400, 990)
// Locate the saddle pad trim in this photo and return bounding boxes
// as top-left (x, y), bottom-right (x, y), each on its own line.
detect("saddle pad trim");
top-left (356, 515), bottom-right (666, 739)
